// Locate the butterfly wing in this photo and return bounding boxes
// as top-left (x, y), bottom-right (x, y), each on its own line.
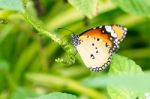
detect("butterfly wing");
top-left (72, 24), bottom-right (127, 72)
top-left (111, 24), bottom-right (127, 42)
top-left (100, 24), bottom-right (127, 52)
top-left (79, 28), bottom-right (113, 48)
top-left (75, 35), bottom-right (112, 72)
top-left (100, 24), bottom-right (127, 43)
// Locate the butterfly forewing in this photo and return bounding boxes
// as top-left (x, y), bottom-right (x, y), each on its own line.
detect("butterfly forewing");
top-left (80, 28), bottom-right (113, 48)
top-left (111, 25), bottom-right (127, 42)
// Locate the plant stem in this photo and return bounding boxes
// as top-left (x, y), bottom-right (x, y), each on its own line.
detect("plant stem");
top-left (21, 10), bottom-right (76, 64)
top-left (22, 10), bottom-right (61, 44)
top-left (26, 73), bottom-right (107, 99)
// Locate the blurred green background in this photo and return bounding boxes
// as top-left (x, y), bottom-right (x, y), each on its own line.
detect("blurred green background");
top-left (0, 0), bottom-right (150, 99)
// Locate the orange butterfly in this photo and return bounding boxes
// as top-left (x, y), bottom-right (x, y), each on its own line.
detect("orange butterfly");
top-left (72, 24), bottom-right (127, 72)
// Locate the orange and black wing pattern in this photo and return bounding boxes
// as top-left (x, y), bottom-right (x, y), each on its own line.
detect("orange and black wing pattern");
top-left (72, 24), bottom-right (127, 72)
top-left (79, 27), bottom-right (113, 48)
top-left (111, 24), bottom-right (127, 42)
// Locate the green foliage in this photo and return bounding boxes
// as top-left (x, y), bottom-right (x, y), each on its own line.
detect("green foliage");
top-left (113, 0), bottom-right (150, 17)
top-left (0, 60), bottom-right (10, 73)
top-left (109, 54), bottom-right (143, 74)
top-left (11, 87), bottom-right (37, 99)
top-left (14, 42), bottom-right (39, 82)
top-left (30, 92), bottom-right (78, 99)
top-left (0, 0), bottom-right (150, 99)
top-left (25, 73), bottom-right (106, 99)
top-left (82, 55), bottom-right (149, 98)
top-left (68, 0), bottom-right (98, 18)
top-left (108, 54), bottom-right (143, 99)
top-left (0, 0), bottom-right (24, 11)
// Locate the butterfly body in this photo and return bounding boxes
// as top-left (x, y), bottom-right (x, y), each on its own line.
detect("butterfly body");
top-left (72, 24), bottom-right (127, 72)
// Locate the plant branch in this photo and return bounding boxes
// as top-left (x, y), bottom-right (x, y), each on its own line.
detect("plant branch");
top-left (21, 10), bottom-right (76, 64)
top-left (26, 72), bottom-right (107, 99)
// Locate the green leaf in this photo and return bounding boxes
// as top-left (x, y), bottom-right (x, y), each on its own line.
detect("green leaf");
top-left (107, 54), bottom-right (143, 99)
top-left (68, 0), bottom-right (98, 18)
top-left (30, 92), bottom-right (78, 99)
top-left (113, 0), bottom-right (150, 17)
top-left (0, 0), bottom-right (24, 11)
top-left (0, 60), bottom-right (10, 73)
top-left (11, 87), bottom-right (37, 99)
top-left (14, 41), bottom-right (39, 82)
top-left (82, 54), bottom-right (146, 99)
top-left (109, 54), bottom-right (143, 75)
top-left (82, 73), bottom-right (150, 90)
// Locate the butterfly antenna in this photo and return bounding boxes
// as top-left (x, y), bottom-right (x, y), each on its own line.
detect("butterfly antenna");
top-left (58, 27), bottom-right (74, 34)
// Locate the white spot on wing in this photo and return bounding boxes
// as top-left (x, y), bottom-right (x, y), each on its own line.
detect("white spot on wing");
top-left (123, 27), bottom-right (127, 31)
top-left (105, 26), bottom-right (117, 38)
top-left (93, 27), bottom-right (96, 29)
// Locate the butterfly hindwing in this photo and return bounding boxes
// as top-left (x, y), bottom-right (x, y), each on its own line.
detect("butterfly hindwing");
top-left (76, 35), bottom-right (112, 72)
top-left (111, 24), bottom-right (127, 42)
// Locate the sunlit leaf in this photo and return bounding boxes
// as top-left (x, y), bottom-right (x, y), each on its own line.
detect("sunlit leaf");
top-left (0, 0), bottom-right (24, 11)
top-left (82, 54), bottom-right (146, 99)
top-left (11, 87), bottom-right (37, 99)
top-left (109, 54), bottom-right (143, 75)
top-left (113, 0), bottom-right (150, 17)
top-left (30, 92), bottom-right (78, 99)
top-left (68, 0), bottom-right (98, 18)
top-left (107, 54), bottom-right (143, 99)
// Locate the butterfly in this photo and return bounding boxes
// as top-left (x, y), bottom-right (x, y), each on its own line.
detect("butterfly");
top-left (72, 24), bottom-right (127, 72)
